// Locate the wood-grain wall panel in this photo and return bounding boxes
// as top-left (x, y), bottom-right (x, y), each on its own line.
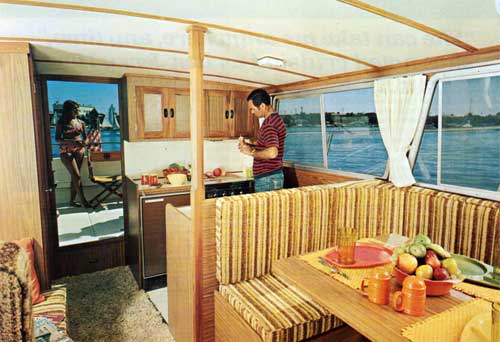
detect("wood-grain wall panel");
top-left (54, 237), bottom-right (125, 277)
top-left (0, 51), bottom-right (48, 288)
top-left (166, 204), bottom-right (195, 342)
top-left (201, 199), bottom-right (217, 342)
top-left (283, 166), bottom-right (360, 188)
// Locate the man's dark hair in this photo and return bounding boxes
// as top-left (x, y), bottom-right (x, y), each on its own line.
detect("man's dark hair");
top-left (247, 88), bottom-right (271, 107)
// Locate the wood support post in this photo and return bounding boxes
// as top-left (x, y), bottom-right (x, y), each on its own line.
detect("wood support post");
top-left (187, 24), bottom-right (207, 342)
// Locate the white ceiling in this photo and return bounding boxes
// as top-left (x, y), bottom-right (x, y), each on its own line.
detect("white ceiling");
top-left (1, 0), bottom-right (499, 87)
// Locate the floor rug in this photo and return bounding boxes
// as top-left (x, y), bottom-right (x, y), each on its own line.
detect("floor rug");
top-left (55, 266), bottom-right (174, 342)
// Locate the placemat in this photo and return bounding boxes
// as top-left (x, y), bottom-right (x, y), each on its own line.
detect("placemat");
top-left (401, 298), bottom-right (491, 342)
top-left (299, 247), bottom-right (393, 290)
top-left (453, 281), bottom-right (500, 303)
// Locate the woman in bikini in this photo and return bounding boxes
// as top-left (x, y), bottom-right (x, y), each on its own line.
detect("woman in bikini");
top-left (55, 100), bottom-right (90, 207)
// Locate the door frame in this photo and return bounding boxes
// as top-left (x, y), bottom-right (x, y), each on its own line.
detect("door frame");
top-left (36, 74), bottom-right (124, 281)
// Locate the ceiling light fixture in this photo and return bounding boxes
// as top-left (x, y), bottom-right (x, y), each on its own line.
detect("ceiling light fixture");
top-left (257, 56), bottom-right (284, 68)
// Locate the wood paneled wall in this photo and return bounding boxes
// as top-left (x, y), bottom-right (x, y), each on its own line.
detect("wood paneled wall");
top-left (166, 204), bottom-right (196, 342)
top-left (0, 48), bottom-right (48, 288)
top-left (283, 166), bottom-right (359, 188)
top-left (54, 238), bottom-right (125, 277)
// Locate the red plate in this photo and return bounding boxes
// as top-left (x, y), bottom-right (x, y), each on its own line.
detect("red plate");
top-left (324, 242), bottom-right (393, 269)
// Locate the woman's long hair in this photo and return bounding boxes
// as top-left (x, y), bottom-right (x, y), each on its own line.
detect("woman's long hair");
top-left (58, 100), bottom-right (79, 126)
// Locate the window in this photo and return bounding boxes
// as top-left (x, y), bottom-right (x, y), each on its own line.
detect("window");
top-left (278, 86), bottom-right (386, 177)
top-left (414, 70), bottom-right (500, 195)
top-left (324, 88), bottom-right (387, 176)
top-left (280, 96), bottom-right (323, 167)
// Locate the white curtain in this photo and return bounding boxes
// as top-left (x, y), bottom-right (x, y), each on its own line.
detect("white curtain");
top-left (375, 75), bottom-right (426, 187)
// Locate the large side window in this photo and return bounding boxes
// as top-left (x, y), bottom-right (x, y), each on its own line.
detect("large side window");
top-left (280, 96), bottom-right (323, 167)
top-left (324, 88), bottom-right (387, 176)
top-left (414, 74), bottom-right (500, 193)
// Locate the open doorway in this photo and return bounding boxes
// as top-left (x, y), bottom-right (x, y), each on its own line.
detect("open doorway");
top-left (45, 78), bottom-right (124, 247)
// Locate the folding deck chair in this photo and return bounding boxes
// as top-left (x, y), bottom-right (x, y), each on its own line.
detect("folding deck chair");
top-left (87, 150), bottom-right (123, 208)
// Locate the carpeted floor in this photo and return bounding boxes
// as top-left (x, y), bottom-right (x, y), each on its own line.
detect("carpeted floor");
top-left (55, 266), bottom-right (175, 342)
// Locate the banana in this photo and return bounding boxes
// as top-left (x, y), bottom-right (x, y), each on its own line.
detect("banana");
top-left (427, 243), bottom-right (451, 259)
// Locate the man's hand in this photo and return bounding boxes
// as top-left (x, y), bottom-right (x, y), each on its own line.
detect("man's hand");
top-left (238, 140), bottom-right (253, 156)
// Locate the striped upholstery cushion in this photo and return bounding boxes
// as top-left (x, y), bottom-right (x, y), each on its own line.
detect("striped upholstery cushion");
top-left (33, 285), bottom-right (68, 334)
top-left (216, 180), bottom-right (375, 285)
top-left (219, 274), bottom-right (341, 342)
top-left (331, 180), bottom-right (500, 264)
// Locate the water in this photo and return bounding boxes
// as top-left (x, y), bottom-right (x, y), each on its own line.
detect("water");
top-left (50, 127), bottom-right (121, 157)
top-left (285, 127), bottom-right (500, 192)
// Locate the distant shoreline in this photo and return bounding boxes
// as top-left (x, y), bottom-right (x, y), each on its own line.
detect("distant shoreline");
top-left (287, 126), bottom-right (500, 134)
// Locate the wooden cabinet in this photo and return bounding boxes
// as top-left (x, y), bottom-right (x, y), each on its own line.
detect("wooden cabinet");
top-left (126, 75), bottom-right (256, 141)
top-left (135, 86), bottom-right (191, 139)
top-left (231, 91), bottom-right (254, 137)
top-left (205, 90), bottom-right (230, 138)
top-left (205, 90), bottom-right (255, 138)
top-left (141, 193), bottom-right (190, 279)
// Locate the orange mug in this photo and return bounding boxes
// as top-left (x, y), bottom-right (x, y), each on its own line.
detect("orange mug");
top-left (392, 276), bottom-right (426, 316)
top-left (360, 268), bottom-right (391, 305)
top-left (149, 174), bottom-right (158, 185)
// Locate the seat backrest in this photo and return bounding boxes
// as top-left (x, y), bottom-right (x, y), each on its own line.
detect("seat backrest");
top-left (87, 150), bottom-right (121, 182)
top-left (0, 242), bottom-right (32, 342)
top-left (215, 180), bottom-right (375, 285)
top-left (331, 180), bottom-right (500, 264)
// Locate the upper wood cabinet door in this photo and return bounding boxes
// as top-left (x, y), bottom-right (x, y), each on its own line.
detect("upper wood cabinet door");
top-left (170, 88), bottom-right (191, 138)
top-left (205, 90), bottom-right (230, 138)
top-left (136, 86), bottom-right (169, 139)
top-left (231, 91), bottom-right (255, 138)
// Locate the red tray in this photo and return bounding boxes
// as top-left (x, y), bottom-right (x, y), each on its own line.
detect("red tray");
top-left (324, 242), bottom-right (393, 269)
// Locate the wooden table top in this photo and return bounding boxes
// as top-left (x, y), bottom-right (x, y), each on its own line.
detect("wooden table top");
top-left (272, 256), bottom-right (473, 342)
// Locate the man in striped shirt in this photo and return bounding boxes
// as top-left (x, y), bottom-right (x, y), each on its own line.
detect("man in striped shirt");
top-left (239, 89), bottom-right (287, 192)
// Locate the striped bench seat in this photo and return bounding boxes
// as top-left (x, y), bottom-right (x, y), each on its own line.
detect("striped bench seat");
top-left (219, 274), bottom-right (341, 342)
top-left (33, 285), bottom-right (68, 335)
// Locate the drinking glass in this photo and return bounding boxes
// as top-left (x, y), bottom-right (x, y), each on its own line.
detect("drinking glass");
top-left (337, 227), bottom-right (358, 265)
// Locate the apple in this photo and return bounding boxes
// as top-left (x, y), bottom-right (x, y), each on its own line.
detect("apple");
top-left (415, 265), bottom-right (433, 280)
top-left (425, 250), bottom-right (441, 269)
top-left (433, 267), bottom-right (450, 280)
top-left (398, 253), bottom-right (418, 275)
top-left (213, 168), bottom-right (222, 177)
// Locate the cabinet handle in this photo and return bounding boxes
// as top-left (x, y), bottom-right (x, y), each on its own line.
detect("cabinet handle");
top-left (230, 110), bottom-right (234, 119)
top-left (163, 108), bottom-right (168, 118)
top-left (170, 108), bottom-right (175, 118)
top-left (144, 198), bottom-right (164, 204)
top-left (225, 110), bottom-right (229, 119)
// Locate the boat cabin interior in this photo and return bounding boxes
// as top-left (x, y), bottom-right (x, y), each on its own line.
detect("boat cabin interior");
top-left (1, 1), bottom-right (499, 342)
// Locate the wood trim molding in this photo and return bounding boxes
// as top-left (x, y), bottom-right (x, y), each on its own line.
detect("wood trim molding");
top-left (0, 0), bottom-right (377, 68)
top-left (0, 36), bottom-right (317, 79)
top-left (0, 41), bottom-right (29, 53)
top-left (338, 0), bottom-right (477, 52)
top-left (268, 45), bottom-right (500, 93)
top-left (34, 59), bottom-right (273, 86)
top-left (39, 74), bottom-right (120, 84)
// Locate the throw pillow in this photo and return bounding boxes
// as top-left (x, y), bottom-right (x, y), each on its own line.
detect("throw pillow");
top-left (13, 238), bottom-right (45, 304)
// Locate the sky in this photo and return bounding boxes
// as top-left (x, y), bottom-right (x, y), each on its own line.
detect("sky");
top-left (47, 81), bottom-right (119, 120)
top-left (280, 76), bottom-right (500, 116)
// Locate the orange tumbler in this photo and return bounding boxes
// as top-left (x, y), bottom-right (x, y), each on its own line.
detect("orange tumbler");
top-left (360, 268), bottom-right (392, 305)
top-left (392, 276), bottom-right (426, 316)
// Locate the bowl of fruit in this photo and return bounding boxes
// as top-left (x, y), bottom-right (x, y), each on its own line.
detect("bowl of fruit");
top-left (393, 234), bottom-right (463, 296)
top-left (163, 163), bottom-right (191, 182)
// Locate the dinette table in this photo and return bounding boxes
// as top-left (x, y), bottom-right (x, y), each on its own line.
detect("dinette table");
top-left (272, 255), bottom-right (474, 342)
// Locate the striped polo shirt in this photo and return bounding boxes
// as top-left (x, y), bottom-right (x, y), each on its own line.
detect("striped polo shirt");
top-left (253, 112), bottom-right (287, 178)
